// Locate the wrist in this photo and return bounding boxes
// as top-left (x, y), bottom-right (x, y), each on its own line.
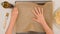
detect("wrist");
top-left (39, 20), bottom-right (47, 26)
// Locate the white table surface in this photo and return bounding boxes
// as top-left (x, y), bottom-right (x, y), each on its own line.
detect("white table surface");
top-left (0, 0), bottom-right (60, 34)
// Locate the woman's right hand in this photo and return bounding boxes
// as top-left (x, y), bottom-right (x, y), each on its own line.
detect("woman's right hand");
top-left (33, 7), bottom-right (46, 25)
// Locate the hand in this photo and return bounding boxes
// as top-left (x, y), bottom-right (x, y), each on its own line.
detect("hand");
top-left (12, 7), bottom-right (18, 15)
top-left (33, 7), bottom-right (46, 25)
top-left (11, 7), bottom-right (18, 26)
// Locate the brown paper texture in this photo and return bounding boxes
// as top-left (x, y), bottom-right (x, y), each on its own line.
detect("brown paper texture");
top-left (14, 2), bottom-right (53, 33)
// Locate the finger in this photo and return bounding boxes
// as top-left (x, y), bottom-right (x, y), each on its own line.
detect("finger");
top-left (12, 7), bottom-right (16, 13)
top-left (42, 8), bottom-right (43, 14)
top-left (32, 9), bottom-right (38, 17)
top-left (34, 7), bottom-right (39, 14)
top-left (33, 17), bottom-right (37, 22)
top-left (37, 7), bottom-right (41, 14)
top-left (12, 7), bottom-right (18, 15)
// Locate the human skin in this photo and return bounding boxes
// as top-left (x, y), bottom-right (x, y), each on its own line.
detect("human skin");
top-left (5, 7), bottom-right (18, 34)
top-left (33, 7), bottom-right (54, 34)
top-left (6, 7), bottom-right (54, 34)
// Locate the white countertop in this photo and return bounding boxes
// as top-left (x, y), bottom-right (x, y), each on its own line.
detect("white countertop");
top-left (0, 0), bottom-right (60, 34)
